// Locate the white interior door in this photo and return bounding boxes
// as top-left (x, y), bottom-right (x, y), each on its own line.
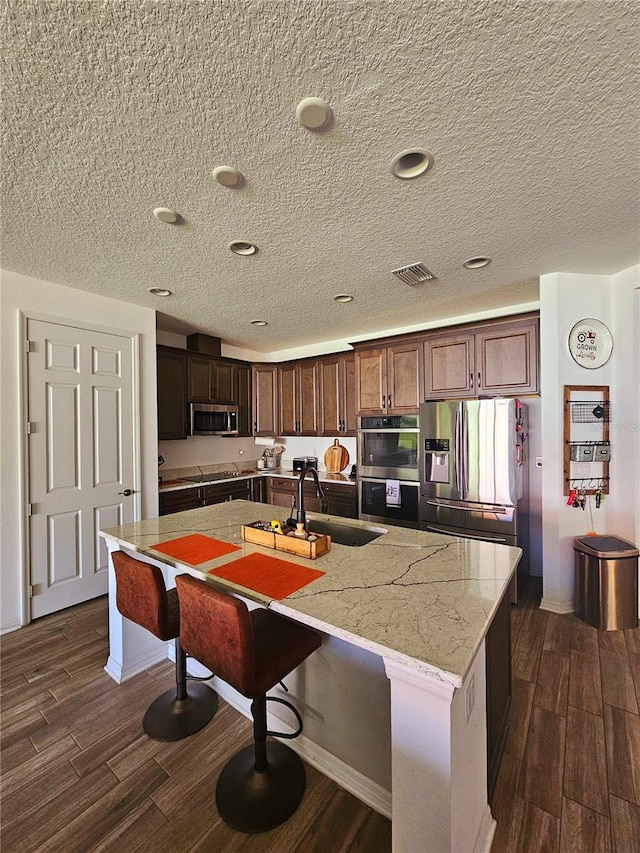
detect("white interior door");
top-left (27, 318), bottom-right (136, 618)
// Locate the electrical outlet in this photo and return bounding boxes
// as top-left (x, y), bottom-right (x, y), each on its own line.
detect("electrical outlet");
top-left (465, 674), bottom-right (475, 722)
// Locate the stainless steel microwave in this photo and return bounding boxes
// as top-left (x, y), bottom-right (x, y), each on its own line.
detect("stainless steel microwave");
top-left (189, 403), bottom-right (238, 436)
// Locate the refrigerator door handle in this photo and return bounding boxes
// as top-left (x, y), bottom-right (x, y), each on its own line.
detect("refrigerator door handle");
top-left (426, 524), bottom-right (510, 544)
top-left (425, 498), bottom-right (513, 515)
top-left (462, 403), bottom-right (469, 499)
top-left (424, 499), bottom-right (509, 515)
top-left (454, 407), bottom-right (464, 496)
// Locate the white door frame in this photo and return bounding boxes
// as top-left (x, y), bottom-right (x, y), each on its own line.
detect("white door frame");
top-left (18, 309), bottom-right (143, 625)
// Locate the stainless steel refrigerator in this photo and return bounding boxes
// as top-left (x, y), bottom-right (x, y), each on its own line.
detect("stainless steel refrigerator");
top-left (419, 398), bottom-right (529, 575)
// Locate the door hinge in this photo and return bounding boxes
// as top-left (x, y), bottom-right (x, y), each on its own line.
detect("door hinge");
top-left (28, 584), bottom-right (33, 598)
top-left (25, 339), bottom-right (33, 353)
top-left (27, 502), bottom-right (34, 516)
top-left (27, 421), bottom-right (32, 435)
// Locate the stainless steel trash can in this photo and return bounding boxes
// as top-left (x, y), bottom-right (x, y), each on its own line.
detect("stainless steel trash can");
top-left (574, 535), bottom-right (639, 631)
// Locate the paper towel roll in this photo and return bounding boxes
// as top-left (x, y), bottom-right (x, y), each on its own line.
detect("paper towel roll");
top-left (254, 437), bottom-right (276, 447)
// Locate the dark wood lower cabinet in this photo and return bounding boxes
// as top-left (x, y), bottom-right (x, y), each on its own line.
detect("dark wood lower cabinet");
top-left (158, 486), bottom-right (202, 516)
top-left (159, 477), bottom-right (260, 516)
top-left (203, 479), bottom-right (252, 505)
top-left (486, 589), bottom-right (512, 802)
top-left (265, 477), bottom-right (357, 519)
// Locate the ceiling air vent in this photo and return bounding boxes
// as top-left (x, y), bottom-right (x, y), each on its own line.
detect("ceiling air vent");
top-left (391, 263), bottom-right (437, 285)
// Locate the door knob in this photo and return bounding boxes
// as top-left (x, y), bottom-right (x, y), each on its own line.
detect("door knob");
top-left (118, 489), bottom-right (133, 496)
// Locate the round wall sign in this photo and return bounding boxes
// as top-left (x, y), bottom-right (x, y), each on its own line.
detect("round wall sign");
top-left (568, 318), bottom-right (613, 368)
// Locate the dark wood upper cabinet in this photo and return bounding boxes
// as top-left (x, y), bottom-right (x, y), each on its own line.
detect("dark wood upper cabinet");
top-left (475, 320), bottom-right (538, 396)
top-left (157, 346), bottom-right (188, 440)
top-left (424, 317), bottom-right (539, 399)
top-left (252, 364), bottom-right (278, 436)
top-left (157, 346), bottom-right (251, 440)
top-left (355, 340), bottom-right (423, 415)
top-left (235, 363), bottom-right (252, 437)
top-left (424, 333), bottom-right (474, 398)
top-left (319, 352), bottom-right (356, 436)
top-left (159, 312), bottom-right (538, 442)
top-left (278, 360), bottom-right (318, 435)
top-left (187, 354), bottom-right (235, 404)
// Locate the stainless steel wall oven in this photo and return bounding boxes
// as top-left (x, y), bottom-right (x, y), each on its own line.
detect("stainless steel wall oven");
top-left (357, 415), bottom-right (420, 528)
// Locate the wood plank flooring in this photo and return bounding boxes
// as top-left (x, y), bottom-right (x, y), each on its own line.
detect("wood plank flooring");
top-left (491, 579), bottom-right (640, 853)
top-left (0, 598), bottom-right (390, 853)
top-left (1, 579), bottom-right (639, 852)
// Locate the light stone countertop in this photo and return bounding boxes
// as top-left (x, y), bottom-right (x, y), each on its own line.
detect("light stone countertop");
top-left (101, 500), bottom-right (521, 688)
top-left (159, 464), bottom-right (354, 492)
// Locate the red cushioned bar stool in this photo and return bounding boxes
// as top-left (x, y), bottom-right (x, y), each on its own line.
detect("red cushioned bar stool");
top-left (175, 574), bottom-right (322, 833)
top-left (112, 551), bottom-right (219, 741)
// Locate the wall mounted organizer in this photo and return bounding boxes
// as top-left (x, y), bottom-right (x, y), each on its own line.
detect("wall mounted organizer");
top-left (564, 385), bottom-right (610, 496)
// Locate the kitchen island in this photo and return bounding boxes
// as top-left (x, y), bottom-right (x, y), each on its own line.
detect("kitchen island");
top-left (101, 500), bottom-right (521, 853)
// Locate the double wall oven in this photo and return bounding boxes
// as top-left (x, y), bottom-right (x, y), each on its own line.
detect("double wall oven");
top-left (357, 415), bottom-right (420, 528)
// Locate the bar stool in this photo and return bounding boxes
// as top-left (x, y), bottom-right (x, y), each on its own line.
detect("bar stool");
top-left (112, 551), bottom-right (219, 741)
top-left (175, 574), bottom-right (322, 833)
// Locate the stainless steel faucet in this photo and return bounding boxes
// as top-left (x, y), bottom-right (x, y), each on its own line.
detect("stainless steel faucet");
top-left (287, 463), bottom-right (325, 529)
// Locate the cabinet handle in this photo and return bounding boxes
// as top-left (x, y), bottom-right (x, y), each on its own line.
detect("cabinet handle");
top-left (470, 372), bottom-right (473, 389)
top-left (382, 396), bottom-right (386, 409)
top-left (254, 421), bottom-right (257, 431)
top-left (388, 394), bottom-right (391, 408)
top-left (477, 372), bottom-right (481, 388)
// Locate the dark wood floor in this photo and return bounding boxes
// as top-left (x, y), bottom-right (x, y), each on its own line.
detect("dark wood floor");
top-left (1, 579), bottom-right (638, 852)
top-left (491, 579), bottom-right (640, 853)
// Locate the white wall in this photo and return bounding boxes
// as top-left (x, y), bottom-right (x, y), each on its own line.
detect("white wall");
top-left (539, 266), bottom-right (639, 614)
top-left (0, 270), bottom-right (158, 632)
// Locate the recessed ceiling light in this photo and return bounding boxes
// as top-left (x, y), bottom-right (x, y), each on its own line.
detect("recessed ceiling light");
top-left (333, 294), bottom-right (354, 303)
top-left (390, 149), bottom-right (434, 180)
top-left (229, 240), bottom-right (258, 256)
top-left (153, 207), bottom-right (180, 224)
top-left (251, 320), bottom-right (268, 326)
top-left (296, 97), bottom-right (332, 130)
top-left (463, 256), bottom-right (492, 269)
top-left (212, 165), bottom-right (243, 188)
top-left (148, 287), bottom-right (172, 297)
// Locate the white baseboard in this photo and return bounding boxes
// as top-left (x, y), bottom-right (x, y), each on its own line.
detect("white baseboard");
top-left (104, 646), bottom-right (168, 684)
top-left (197, 669), bottom-right (392, 819)
top-left (0, 620), bottom-right (23, 635)
top-left (473, 806), bottom-right (497, 853)
top-left (539, 597), bottom-right (574, 614)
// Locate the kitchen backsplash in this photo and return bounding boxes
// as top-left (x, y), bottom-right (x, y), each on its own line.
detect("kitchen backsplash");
top-left (158, 435), bottom-right (357, 472)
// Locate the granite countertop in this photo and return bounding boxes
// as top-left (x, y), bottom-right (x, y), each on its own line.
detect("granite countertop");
top-left (102, 500), bottom-right (520, 687)
top-left (159, 465), bottom-right (355, 491)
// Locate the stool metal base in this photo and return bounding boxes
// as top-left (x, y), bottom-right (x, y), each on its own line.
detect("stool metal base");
top-left (142, 683), bottom-right (219, 742)
top-left (216, 740), bottom-right (306, 833)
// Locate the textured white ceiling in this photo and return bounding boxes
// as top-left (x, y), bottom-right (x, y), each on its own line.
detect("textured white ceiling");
top-left (2, 0), bottom-right (638, 352)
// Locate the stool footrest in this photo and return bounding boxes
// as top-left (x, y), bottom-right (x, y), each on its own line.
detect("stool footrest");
top-left (265, 695), bottom-right (303, 739)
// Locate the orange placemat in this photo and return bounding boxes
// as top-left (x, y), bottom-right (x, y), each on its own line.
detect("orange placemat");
top-left (151, 533), bottom-right (240, 565)
top-left (208, 553), bottom-right (324, 599)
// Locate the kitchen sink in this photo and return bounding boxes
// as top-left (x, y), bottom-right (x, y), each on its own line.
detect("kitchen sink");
top-left (305, 518), bottom-right (387, 547)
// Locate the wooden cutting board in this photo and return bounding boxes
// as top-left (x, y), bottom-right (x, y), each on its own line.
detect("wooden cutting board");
top-left (324, 439), bottom-right (350, 473)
